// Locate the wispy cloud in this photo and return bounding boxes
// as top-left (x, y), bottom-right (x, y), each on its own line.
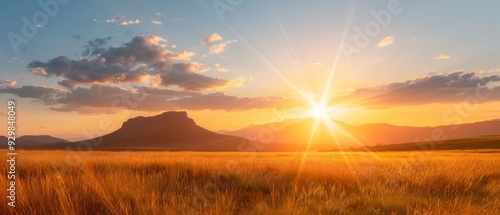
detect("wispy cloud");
top-left (203, 33), bottom-right (223, 45)
top-left (72, 34), bottom-right (82, 40)
top-left (82, 37), bottom-right (113, 56)
top-left (214, 63), bottom-right (229, 73)
top-left (0, 80), bottom-right (17, 88)
top-left (332, 70), bottom-right (500, 108)
top-left (8, 57), bottom-right (18, 62)
top-left (106, 15), bottom-right (125, 23)
top-left (0, 84), bottom-right (300, 114)
top-left (119, 19), bottom-right (140, 26)
top-left (203, 33), bottom-right (236, 54)
top-left (105, 15), bottom-right (140, 26)
top-left (377, 36), bottom-right (394, 48)
top-left (209, 40), bottom-right (236, 54)
top-left (434, 54), bottom-right (451, 60)
top-left (151, 20), bottom-right (162, 25)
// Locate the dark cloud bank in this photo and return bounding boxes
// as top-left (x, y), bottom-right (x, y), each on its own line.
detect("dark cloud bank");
top-left (0, 35), bottom-right (300, 114)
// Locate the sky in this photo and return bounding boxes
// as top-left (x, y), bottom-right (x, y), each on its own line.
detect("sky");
top-left (1, 0), bottom-right (500, 140)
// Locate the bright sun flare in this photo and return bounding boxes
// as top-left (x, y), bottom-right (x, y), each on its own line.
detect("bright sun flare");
top-left (308, 103), bottom-right (331, 120)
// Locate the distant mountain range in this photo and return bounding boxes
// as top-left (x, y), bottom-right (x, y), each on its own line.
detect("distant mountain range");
top-left (222, 118), bottom-right (500, 149)
top-left (0, 135), bottom-right (69, 148)
top-left (342, 136), bottom-right (500, 152)
top-left (1, 112), bottom-right (499, 151)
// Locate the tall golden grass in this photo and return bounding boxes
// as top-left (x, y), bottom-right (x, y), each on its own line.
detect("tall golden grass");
top-left (1, 150), bottom-right (499, 214)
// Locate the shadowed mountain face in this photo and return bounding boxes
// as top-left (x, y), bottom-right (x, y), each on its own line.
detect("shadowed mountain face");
top-left (77, 111), bottom-right (250, 151)
top-left (222, 118), bottom-right (500, 148)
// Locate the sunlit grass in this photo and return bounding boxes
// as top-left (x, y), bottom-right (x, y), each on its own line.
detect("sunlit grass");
top-left (1, 150), bottom-right (499, 214)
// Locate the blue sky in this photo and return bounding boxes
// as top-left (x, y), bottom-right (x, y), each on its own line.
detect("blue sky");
top-left (2, 1), bottom-right (500, 89)
top-left (1, 0), bottom-right (500, 139)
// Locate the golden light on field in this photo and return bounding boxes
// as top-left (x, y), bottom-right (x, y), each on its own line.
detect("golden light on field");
top-left (296, 92), bottom-right (382, 181)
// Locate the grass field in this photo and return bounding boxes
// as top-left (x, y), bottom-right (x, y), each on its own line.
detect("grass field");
top-left (1, 150), bottom-right (499, 215)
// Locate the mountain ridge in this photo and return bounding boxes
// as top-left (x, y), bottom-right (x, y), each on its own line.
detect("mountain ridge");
top-left (0, 135), bottom-right (69, 148)
top-left (3, 113), bottom-right (499, 151)
top-left (75, 111), bottom-right (250, 151)
top-left (222, 118), bottom-right (500, 147)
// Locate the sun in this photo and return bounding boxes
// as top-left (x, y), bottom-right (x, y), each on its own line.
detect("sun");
top-left (308, 103), bottom-right (331, 121)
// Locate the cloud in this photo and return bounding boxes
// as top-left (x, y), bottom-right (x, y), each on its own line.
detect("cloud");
top-left (203, 33), bottom-right (236, 54)
top-left (92, 19), bottom-right (100, 23)
top-left (435, 54), bottom-right (451, 60)
top-left (36, 24), bottom-right (43, 29)
top-left (478, 68), bottom-right (500, 74)
top-left (209, 40), bottom-right (236, 54)
top-left (171, 51), bottom-right (195, 60)
top-left (27, 35), bottom-right (231, 91)
top-left (151, 20), bottom-right (162, 25)
top-left (72, 34), bottom-right (82, 40)
top-left (332, 70), bottom-right (500, 108)
top-left (204, 33), bottom-right (223, 45)
top-left (119, 19), bottom-right (140, 26)
top-left (155, 12), bottom-right (163, 17)
top-left (173, 18), bottom-right (182, 22)
top-left (377, 36), bottom-right (394, 48)
top-left (214, 63), bottom-right (229, 73)
top-left (106, 15), bottom-right (125, 23)
top-left (0, 80), bottom-right (17, 88)
top-left (82, 36), bottom-right (112, 56)
top-left (31, 67), bottom-right (48, 76)
top-left (0, 84), bottom-right (300, 113)
top-left (2, 35), bottom-right (292, 114)
top-left (158, 62), bottom-right (230, 91)
top-left (230, 76), bottom-right (245, 87)
top-left (105, 15), bottom-right (140, 26)
top-left (170, 92), bottom-right (301, 111)
top-left (0, 85), bottom-right (64, 101)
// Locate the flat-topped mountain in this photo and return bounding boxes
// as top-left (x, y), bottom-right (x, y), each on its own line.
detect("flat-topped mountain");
top-left (77, 111), bottom-right (249, 151)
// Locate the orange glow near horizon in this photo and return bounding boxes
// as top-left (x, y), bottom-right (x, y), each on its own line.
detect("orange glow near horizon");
top-left (307, 103), bottom-right (331, 121)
